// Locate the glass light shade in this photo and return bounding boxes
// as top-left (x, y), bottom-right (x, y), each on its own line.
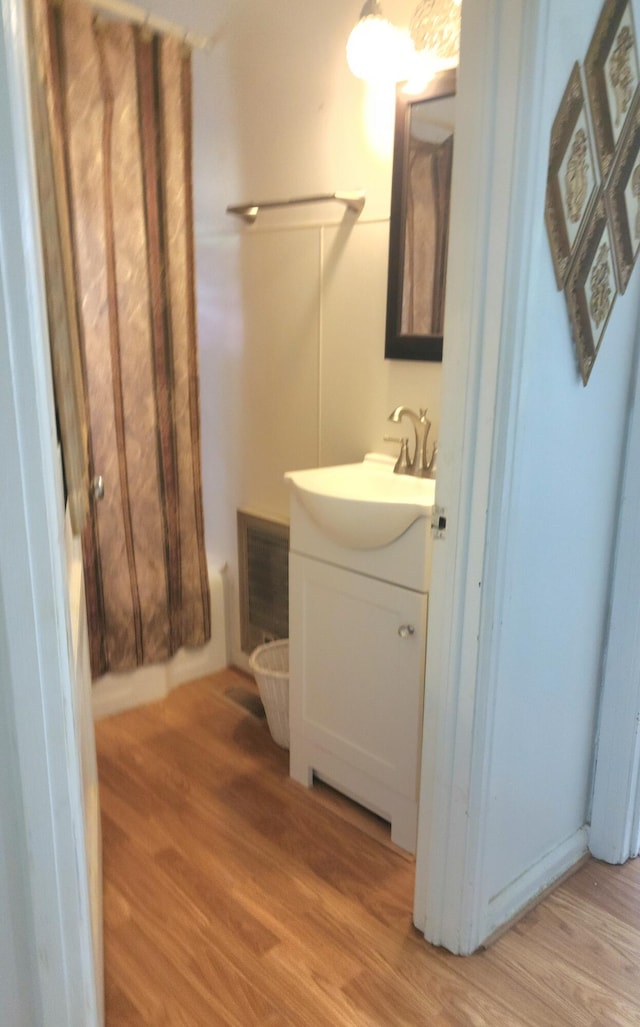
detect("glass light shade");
top-left (400, 47), bottom-right (439, 94)
top-left (410, 0), bottom-right (462, 63)
top-left (346, 2), bottom-right (409, 82)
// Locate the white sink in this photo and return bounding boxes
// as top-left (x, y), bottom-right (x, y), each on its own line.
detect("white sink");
top-left (284, 454), bottom-right (435, 549)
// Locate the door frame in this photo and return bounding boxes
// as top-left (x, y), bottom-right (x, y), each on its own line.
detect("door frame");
top-left (413, 0), bottom-right (556, 954)
top-left (0, 0), bottom-right (100, 1020)
top-left (589, 336), bottom-right (640, 864)
top-left (413, 0), bottom-right (640, 952)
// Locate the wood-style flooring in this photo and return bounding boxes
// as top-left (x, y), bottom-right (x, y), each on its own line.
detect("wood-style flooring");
top-left (96, 668), bottom-right (640, 1026)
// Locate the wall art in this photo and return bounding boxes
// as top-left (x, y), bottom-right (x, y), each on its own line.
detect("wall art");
top-left (565, 192), bottom-right (618, 384)
top-left (585, 0), bottom-right (640, 181)
top-left (546, 63), bottom-right (600, 289)
top-left (605, 91), bottom-right (640, 291)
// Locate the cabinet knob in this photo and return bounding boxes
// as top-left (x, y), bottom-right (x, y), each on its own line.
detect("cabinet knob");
top-left (398, 624), bottom-right (415, 639)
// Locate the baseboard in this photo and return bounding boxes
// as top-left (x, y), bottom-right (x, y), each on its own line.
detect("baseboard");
top-left (168, 566), bottom-right (228, 687)
top-left (92, 562), bottom-right (228, 720)
top-left (482, 825), bottom-right (590, 944)
top-left (92, 664), bottom-right (170, 720)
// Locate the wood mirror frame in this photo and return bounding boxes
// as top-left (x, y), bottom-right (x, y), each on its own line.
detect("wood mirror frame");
top-left (385, 68), bottom-right (457, 362)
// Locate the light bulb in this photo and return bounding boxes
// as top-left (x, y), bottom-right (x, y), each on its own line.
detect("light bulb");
top-left (346, 1), bottom-right (410, 82)
top-left (401, 46), bottom-right (439, 94)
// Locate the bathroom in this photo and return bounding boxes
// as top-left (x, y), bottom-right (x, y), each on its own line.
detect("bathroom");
top-left (54, 0), bottom-right (640, 949)
top-left (110, 0), bottom-right (640, 950)
top-left (7, 0), bottom-right (640, 1017)
top-left (47, 0), bottom-right (449, 1001)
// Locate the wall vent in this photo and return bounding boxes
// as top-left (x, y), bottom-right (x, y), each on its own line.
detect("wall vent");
top-left (237, 510), bottom-right (289, 654)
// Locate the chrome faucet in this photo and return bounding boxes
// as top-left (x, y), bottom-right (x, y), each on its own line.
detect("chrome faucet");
top-left (388, 406), bottom-right (436, 478)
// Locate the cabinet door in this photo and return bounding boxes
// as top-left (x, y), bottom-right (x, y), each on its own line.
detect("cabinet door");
top-left (289, 554), bottom-right (428, 799)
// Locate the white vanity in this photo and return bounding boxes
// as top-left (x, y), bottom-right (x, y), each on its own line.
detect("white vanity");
top-left (285, 455), bottom-right (435, 853)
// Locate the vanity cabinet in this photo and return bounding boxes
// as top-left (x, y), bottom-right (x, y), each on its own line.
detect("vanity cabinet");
top-left (288, 489), bottom-right (431, 854)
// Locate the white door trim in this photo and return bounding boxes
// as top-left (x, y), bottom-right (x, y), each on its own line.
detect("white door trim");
top-left (413, 0), bottom-right (553, 954)
top-left (0, 0), bottom-right (100, 1020)
top-left (589, 334), bottom-right (640, 864)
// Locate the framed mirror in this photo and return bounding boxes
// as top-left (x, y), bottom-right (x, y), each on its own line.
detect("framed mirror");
top-left (385, 68), bottom-right (457, 361)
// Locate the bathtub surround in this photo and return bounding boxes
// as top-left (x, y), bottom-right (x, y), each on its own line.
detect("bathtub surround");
top-left (42, 0), bottom-right (210, 676)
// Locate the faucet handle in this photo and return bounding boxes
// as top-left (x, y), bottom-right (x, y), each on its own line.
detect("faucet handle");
top-left (384, 436), bottom-right (412, 474)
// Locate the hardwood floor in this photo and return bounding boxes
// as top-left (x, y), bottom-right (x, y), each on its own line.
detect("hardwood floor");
top-left (96, 669), bottom-right (640, 1026)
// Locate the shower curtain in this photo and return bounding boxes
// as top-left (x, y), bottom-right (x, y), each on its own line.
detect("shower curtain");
top-left (41, 0), bottom-right (210, 676)
top-left (402, 133), bottom-right (454, 336)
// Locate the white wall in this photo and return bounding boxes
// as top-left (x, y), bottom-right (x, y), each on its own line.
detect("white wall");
top-left (480, 0), bottom-right (640, 922)
top-left (0, 584), bottom-right (41, 1027)
top-left (149, 0), bottom-right (443, 664)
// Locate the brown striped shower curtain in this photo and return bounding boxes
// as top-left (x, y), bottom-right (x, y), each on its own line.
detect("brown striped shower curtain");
top-left (401, 133), bottom-right (454, 337)
top-left (40, 0), bottom-right (210, 676)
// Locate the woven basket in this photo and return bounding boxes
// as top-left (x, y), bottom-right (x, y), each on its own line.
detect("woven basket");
top-left (249, 639), bottom-right (289, 749)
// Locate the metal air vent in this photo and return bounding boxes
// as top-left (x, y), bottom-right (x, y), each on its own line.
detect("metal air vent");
top-left (237, 510), bottom-right (289, 654)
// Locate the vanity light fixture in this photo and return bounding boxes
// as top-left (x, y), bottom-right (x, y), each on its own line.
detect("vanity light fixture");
top-left (346, 0), bottom-right (461, 88)
top-left (401, 0), bottom-right (461, 93)
top-left (410, 0), bottom-right (461, 64)
top-left (346, 0), bottom-right (411, 82)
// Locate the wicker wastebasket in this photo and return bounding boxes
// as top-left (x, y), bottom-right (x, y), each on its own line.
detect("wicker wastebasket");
top-left (249, 639), bottom-right (289, 749)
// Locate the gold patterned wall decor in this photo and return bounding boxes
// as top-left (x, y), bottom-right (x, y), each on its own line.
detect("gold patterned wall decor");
top-left (545, 0), bottom-right (640, 385)
top-left (605, 92), bottom-right (640, 291)
top-left (565, 193), bottom-right (618, 384)
top-left (546, 63), bottom-right (601, 289)
top-left (585, 0), bottom-right (640, 181)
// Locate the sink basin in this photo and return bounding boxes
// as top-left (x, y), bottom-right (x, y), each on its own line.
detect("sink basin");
top-left (284, 455), bottom-right (435, 549)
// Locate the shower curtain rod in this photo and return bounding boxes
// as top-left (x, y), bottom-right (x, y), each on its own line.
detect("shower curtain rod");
top-left (84, 0), bottom-right (214, 50)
